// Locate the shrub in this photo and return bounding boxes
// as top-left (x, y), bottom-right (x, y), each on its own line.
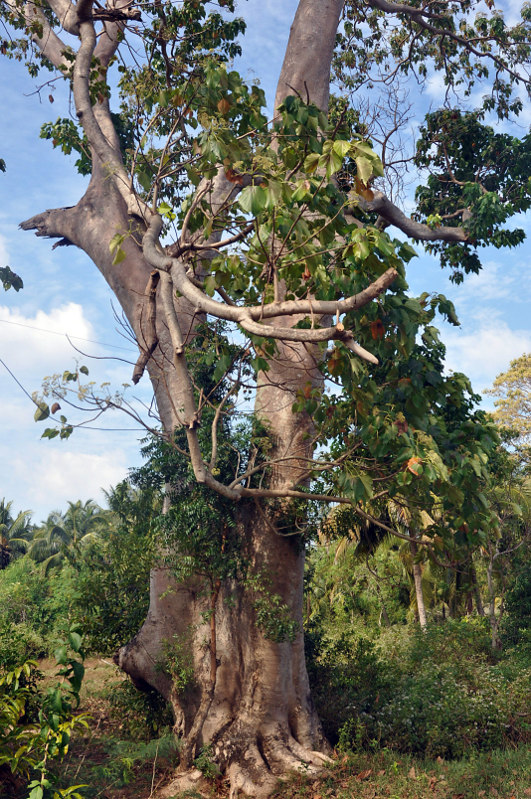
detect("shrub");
top-left (307, 619), bottom-right (530, 758)
top-left (0, 619), bottom-right (47, 670)
top-left (107, 681), bottom-right (173, 741)
top-left (500, 557), bottom-right (531, 657)
top-left (0, 627), bottom-right (88, 798)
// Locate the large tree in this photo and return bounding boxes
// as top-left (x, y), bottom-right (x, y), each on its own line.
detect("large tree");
top-left (2, 0), bottom-right (531, 794)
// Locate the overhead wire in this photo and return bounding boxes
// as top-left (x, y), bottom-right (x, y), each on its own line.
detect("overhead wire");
top-left (0, 317), bottom-right (136, 352)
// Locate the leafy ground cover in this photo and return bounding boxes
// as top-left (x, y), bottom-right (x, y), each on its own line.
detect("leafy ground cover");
top-left (9, 659), bottom-right (527, 799)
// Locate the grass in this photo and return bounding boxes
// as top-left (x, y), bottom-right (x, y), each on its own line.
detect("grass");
top-left (28, 659), bottom-right (531, 799)
top-left (274, 748), bottom-right (531, 799)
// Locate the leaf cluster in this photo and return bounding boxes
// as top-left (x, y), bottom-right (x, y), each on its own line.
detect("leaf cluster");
top-left (415, 110), bottom-right (531, 281)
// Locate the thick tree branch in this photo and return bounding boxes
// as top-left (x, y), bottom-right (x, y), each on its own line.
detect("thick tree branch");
top-left (94, 0), bottom-right (138, 66)
top-left (143, 216), bottom-right (394, 361)
top-left (73, 4), bottom-right (150, 218)
top-left (4, 0), bottom-right (72, 70)
top-left (359, 191), bottom-right (468, 242)
top-left (47, 0), bottom-right (80, 34)
top-left (132, 270), bottom-right (159, 385)
top-left (20, 206), bottom-right (78, 244)
top-left (275, 0), bottom-right (344, 110)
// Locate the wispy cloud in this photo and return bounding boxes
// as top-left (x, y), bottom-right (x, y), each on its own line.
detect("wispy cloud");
top-left (443, 321), bottom-right (531, 393)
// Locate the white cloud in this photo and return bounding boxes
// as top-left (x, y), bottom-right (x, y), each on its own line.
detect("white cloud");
top-left (443, 321), bottom-right (531, 393)
top-left (24, 450), bottom-right (129, 520)
top-left (0, 302), bottom-right (97, 372)
top-left (425, 72), bottom-right (447, 102)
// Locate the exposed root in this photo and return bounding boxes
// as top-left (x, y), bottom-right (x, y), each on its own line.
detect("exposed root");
top-left (152, 726), bottom-right (332, 799)
top-left (227, 747), bottom-right (279, 799)
top-left (287, 736), bottom-right (334, 766)
top-left (153, 767), bottom-right (207, 799)
top-left (223, 726), bottom-right (332, 798)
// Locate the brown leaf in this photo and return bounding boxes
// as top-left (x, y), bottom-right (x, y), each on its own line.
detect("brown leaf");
top-left (370, 319), bottom-right (385, 340)
top-left (49, 94), bottom-right (54, 103)
top-left (51, 402), bottom-right (61, 414)
top-left (357, 769), bottom-right (372, 781)
top-left (217, 97), bottom-right (231, 115)
top-left (408, 766), bottom-right (416, 779)
top-left (395, 414), bottom-right (408, 434)
top-left (224, 167), bottom-right (243, 185)
top-left (407, 456), bottom-right (422, 475)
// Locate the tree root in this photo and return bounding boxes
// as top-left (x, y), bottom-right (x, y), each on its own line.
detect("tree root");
top-left (152, 724), bottom-right (333, 799)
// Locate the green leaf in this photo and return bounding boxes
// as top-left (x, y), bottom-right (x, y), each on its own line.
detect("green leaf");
top-left (109, 232), bottom-right (127, 265)
top-left (304, 153), bottom-right (320, 174)
top-left (136, 169), bottom-right (152, 192)
top-left (0, 265), bottom-right (24, 292)
top-left (332, 139), bottom-right (352, 158)
top-left (112, 247), bottom-right (126, 266)
top-left (158, 201), bottom-right (176, 221)
top-left (238, 185), bottom-right (268, 216)
top-left (68, 631), bottom-right (82, 652)
top-left (355, 155), bottom-right (374, 185)
top-left (79, 365), bottom-right (89, 376)
top-left (42, 428), bottom-right (59, 439)
top-left (34, 402), bottom-right (50, 422)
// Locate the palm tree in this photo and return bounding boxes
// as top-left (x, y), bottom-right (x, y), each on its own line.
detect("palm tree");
top-left (28, 499), bottom-right (112, 574)
top-left (0, 499), bottom-right (33, 569)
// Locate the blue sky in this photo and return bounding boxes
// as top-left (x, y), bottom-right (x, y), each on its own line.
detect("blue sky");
top-left (0, 0), bottom-right (530, 522)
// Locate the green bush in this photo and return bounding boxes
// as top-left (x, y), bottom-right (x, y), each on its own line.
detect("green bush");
top-left (307, 619), bottom-right (530, 758)
top-left (307, 629), bottom-right (393, 747)
top-left (0, 628), bottom-right (88, 799)
top-left (500, 557), bottom-right (531, 657)
top-left (67, 483), bottom-right (157, 654)
top-left (0, 618), bottom-right (47, 670)
top-left (0, 557), bottom-right (81, 651)
top-left (107, 681), bottom-right (173, 741)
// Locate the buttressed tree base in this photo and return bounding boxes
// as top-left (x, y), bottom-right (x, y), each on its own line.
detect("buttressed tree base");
top-left (2, 0), bottom-right (531, 795)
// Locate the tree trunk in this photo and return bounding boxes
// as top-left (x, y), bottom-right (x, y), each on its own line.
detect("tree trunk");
top-left (486, 552), bottom-right (502, 650)
top-left (117, 502), bottom-right (328, 797)
top-left (410, 539), bottom-right (427, 629)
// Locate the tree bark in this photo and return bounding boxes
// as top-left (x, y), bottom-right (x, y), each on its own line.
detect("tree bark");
top-left (410, 539), bottom-right (427, 629)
